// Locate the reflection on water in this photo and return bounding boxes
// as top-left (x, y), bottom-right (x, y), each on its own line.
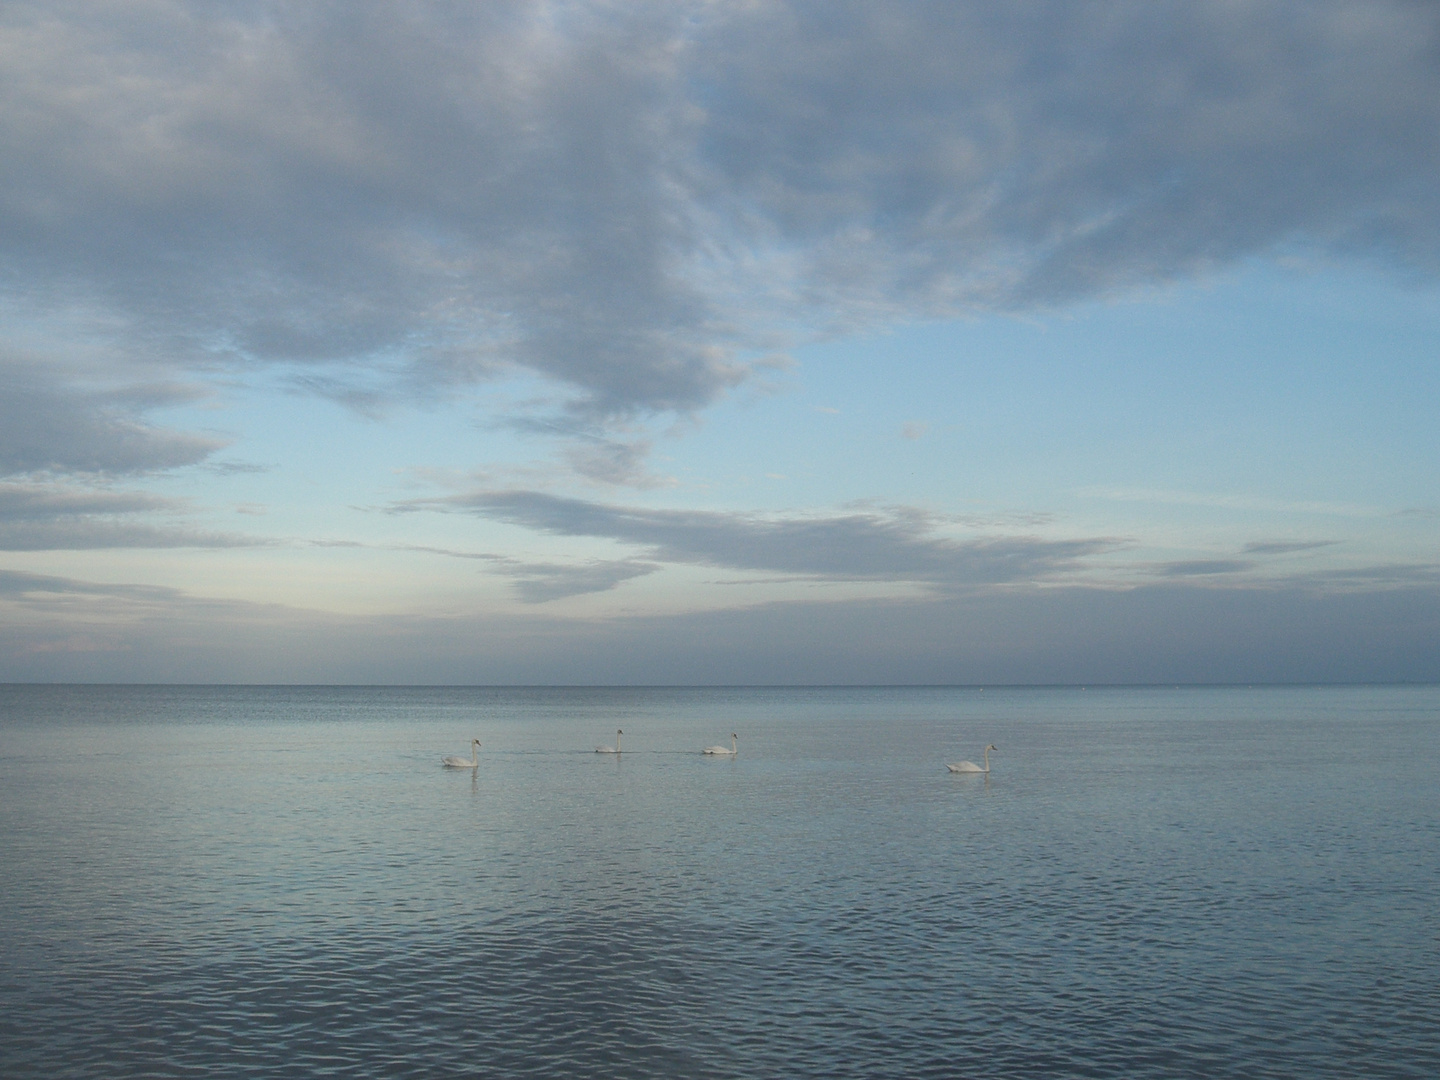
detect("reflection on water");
top-left (1, 685), bottom-right (1438, 1078)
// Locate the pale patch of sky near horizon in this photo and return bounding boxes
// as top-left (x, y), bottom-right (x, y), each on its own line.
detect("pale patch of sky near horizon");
top-left (8, 260), bottom-right (1425, 623)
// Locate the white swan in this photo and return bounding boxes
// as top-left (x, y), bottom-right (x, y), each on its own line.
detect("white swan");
top-left (443, 739), bottom-right (481, 768)
top-left (703, 733), bottom-right (738, 756)
top-left (946, 744), bottom-right (997, 773)
top-left (595, 729), bottom-right (623, 754)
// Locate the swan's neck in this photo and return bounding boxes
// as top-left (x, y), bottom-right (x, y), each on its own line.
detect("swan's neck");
top-left (982, 746), bottom-right (989, 771)
top-left (616, 732), bottom-right (622, 752)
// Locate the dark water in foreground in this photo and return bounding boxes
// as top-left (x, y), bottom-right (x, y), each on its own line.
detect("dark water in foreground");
top-left (1, 684), bottom-right (1437, 1079)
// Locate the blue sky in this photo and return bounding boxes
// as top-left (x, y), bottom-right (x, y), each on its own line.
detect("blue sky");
top-left (2, 2), bottom-right (1437, 682)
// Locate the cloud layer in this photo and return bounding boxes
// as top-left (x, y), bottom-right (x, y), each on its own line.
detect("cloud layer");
top-left (4, 568), bottom-right (1437, 685)
top-left (0, 357), bottom-right (223, 477)
top-left (401, 489), bottom-right (1440, 603)
top-left (4, 1), bottom-right (1439, 422)
top-left (0, 482), bottom-right (257, 550)
top-left (407, 489), bottom-right (1116, 594)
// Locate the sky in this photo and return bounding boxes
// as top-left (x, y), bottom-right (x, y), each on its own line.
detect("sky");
top-left (1, 0), bottom-right (1438, 684)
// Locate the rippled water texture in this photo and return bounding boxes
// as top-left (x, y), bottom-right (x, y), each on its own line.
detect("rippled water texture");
top-left (2, 685), bottom-right (1438, 1078)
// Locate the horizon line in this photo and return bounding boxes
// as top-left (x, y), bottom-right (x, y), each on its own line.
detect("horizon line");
top-left (2, 681), bottom-right (1436, 690)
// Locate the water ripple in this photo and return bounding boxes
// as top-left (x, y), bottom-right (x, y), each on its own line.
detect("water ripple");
top-left (2, 685), bottom-right (1438, 1078)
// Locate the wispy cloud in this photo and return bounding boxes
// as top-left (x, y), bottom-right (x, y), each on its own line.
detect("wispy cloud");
top-left (1078, 486), bottom-right (1382, 518)
top-left (563, 437), bottom-right (676, 488)
top-left (0, 357), bottom-right (224, 478)
top-left (0, 568), bottom-right (179, 602)
top-left (399, 489), bottom-right (1118, 590)
top-left (1155, 559), bottom-right (1255, 578)
top-left (498, 559), bottom-right (661, 604)
top-left (0, 483), bottom-right (260, 550)
top-left (407, 542), bottom-right (664, 602)
top-left (1242, 540), bottom-right (1339, 555)
top-left (1290, 563), bottom-right (1440, 588)
top-left (202, 461), bottom-right (274, 476)
top-left (0, 486), bottom-right (175, 520)
top-left (306, 538), bottom-right (658, 602)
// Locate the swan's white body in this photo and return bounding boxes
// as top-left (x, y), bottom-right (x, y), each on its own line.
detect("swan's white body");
top-left (596, 729), bottom-right (623, 754)
top-left (946, 744), bottom-right (997, 773)
top-left (703, 733), bottom-right (738, 756)
top-left (443, 739), bottom-right (481, 768)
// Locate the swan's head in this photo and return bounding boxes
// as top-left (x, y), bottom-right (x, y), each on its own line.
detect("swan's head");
top-left (987, 744), bottom-right (998, 751)
top-left (731, 733), bottom-right (738, 739)
top-left (617, 729), bottom-right (623, 735)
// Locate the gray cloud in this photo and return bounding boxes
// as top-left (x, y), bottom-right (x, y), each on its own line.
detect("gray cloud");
top-left (0, 358), bottom-right (224, 477)
top-left (0, 520), bottom-right (256, 551)
top-left (202, 461), bottom-right (273, 476)
top-left (1157, 559), bottom-right (1255, 577)
top-left (2, 568), bottom-right (1437, 684)
top-left (0, 486), bottom-right (173, 520)
top-left (563, 437), bottom-right (667, 488)
top-left (0, 2), bottom-right (738, 420)
top-left (0, 482), bottom-right (259, 550)
top-left (0, 568), bottom-right (177, 601)
top-left (1297, 563), bottom-right (1440, 588)
top-left (3, 2), bottom-right (1438, 424)
top-left (1242, 540), bottom-right (1339, 555)
top-left (394, 540), bottom-right (661, 601)
top-left (500, 559), bottom-right (661, 604)
top-left (404, 489), bottom-right (1116, 588)
top-left (701, 2), bottom-right (1440, 306)
top-left (0, 568), bottom-right (339, 680)
top-left (310, 539), bottom-right (657, 602)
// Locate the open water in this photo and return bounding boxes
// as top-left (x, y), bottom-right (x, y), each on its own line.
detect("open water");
top-left (1, 684), bottom-right (1437, 1078)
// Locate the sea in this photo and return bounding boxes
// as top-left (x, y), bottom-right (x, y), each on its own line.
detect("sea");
top-left (0, 684), bottom-right (1436, 1079)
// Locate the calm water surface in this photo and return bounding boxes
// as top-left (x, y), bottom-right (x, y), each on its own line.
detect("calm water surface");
top-left (1, 685), bottom-right (1437, 1078)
